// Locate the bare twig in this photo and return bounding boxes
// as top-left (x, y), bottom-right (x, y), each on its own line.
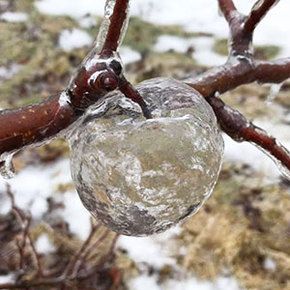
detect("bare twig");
top-left (64, 221), bottom-right (100, 277)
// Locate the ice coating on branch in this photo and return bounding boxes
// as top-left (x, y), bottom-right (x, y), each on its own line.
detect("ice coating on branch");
top-left (69, 78), bottom-right (224, 236)
top-left (94, 0), bottom-right (130, 53)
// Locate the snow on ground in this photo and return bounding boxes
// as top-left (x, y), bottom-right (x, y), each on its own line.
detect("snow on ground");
top-left (0, 159), bottom-right (91, 240)
top-left (128, 274), bottom-right (242, 290)
top-left (154, 35), bottom-right (227, 67)
top-left (35, 234), bottom-right (56, 254)
top-left (0, 11), bottom-right (28, 23)
top-left (0, 274), bottom-right (15, 284)
top-left (35, 0), bottom-right (290, 57)
top-left (117, 226), bottom-right (181, 268)
top-left (0, 64), bottom-right (22, 82)
top-left (58, 28), bottom-right (93, 52)
top-left (119, 46), bottom-right (142, 65)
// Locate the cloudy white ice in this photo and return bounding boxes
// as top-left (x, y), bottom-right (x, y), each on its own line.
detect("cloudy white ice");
top-left (1, 1), bottom-right (290, 289)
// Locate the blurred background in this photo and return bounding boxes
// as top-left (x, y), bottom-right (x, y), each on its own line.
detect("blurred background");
top-left (0, 0), bottom-right (289, 289)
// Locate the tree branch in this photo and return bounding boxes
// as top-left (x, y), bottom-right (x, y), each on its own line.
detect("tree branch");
top-left (0, 0), bottom-right (289, 174)
top-left (244, 0), bottom-right (279, 34)
top-left (101, 0), bottom-right (130, 54)
top-left (207, 96), bottom-right (290, 171)
top-left (218, 0), bottom-right (237, 23)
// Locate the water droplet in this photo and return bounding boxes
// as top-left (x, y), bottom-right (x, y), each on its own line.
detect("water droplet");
top-left (68, 78), bottom-right (224, 236)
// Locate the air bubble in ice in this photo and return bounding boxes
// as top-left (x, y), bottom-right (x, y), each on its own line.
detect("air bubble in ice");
top-left (69, 78), bottom-right (224, 236)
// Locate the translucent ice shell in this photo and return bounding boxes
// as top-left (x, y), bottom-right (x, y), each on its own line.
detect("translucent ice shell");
top-left (69, 78), bottom-right (224, 236)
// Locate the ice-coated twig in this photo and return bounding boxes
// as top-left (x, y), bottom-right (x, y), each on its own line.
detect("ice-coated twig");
top-left (100, 0), bottom-right (131, 54)
top-left (184, 0), bottom-right (290, 174)
top-left (0, 0), bottom-right (150, 162)
top-left (244, 0), bottom-right (280, 34)
top-left (0, 0), bottom-right (290, 174)
top-left (207, 96), bottom-right (290, 174)
top-left (119, 76), bottom-right (152, 118)
top-left (218, 0), bottom-right (237, 23)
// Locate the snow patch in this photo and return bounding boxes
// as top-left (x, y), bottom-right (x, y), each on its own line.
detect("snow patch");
top-left (35, 234), bottom-right (55, 254)
top-left (36, 0), bottom-right (290, 58)
top-left (263, 257), bottom-right (277, 271)
top-left (0, 12), bottom-right (28, 23)
top-left (59, 29), bottom-right (93, 52)
top-left (119, 46), bottom-right (142, 65)
top-left (117, 226), bottom-right (180, 268)
top-left (0, 274), bottom-right (14, 284)
top-left (0, 159), bottom-right (91, 240)
top-left (0, 64), bottom-right (22, 81)
top-left (128, 275), bottom-right (242, 290)
top-left (128, 275), bottom-right (160, 290)
top-left (154, 35), bottom-right (227, 67)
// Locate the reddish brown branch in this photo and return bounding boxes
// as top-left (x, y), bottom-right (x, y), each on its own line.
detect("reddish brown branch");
top-left (0, 0), bottom-right (289, 174)
top-left (101, 0), bottom-right (130, 54)
top-left (218, 0), bottom-right (237, 23)
top-left (244, 0), bottom-right (279, 34)
top-left (119, 77), bottom-right (152, 119)
top-left (187, 58), bottom-right (290, 98)
top-left (207, 96), bottom-right (290, 171)
top-left (0, 94), bottom-right (76, 156)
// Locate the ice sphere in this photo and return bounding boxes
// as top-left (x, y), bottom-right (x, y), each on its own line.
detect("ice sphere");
top-left (69, 78), bottom-right (224, 236)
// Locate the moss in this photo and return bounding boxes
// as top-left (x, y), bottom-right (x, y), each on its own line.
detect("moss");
top-left (180, 163), bottom-right (290, 290)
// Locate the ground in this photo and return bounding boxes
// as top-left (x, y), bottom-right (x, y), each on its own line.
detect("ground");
top-left (0, 1), bottom-right (289, 289)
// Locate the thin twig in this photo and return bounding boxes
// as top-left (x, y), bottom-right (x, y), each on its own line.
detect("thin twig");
top-left (244, 0), bottom-right (279, 34)
top-left (217, 0), bottom-right (237, 23)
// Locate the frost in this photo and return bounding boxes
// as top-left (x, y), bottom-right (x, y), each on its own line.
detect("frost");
top-left (69, 78), bottom-right (224, 236)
